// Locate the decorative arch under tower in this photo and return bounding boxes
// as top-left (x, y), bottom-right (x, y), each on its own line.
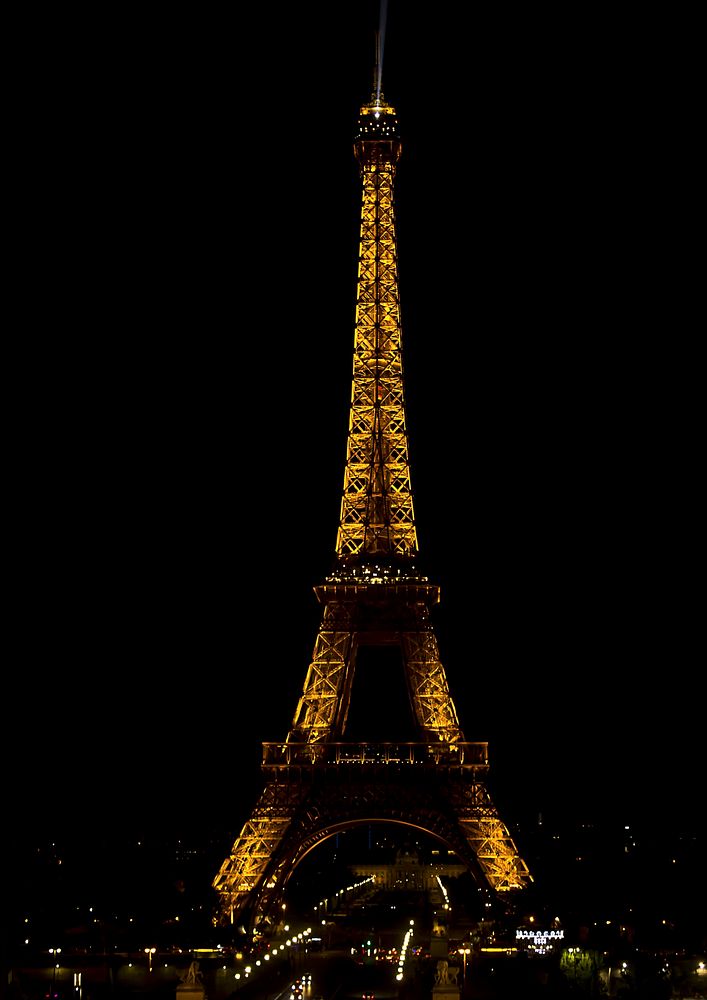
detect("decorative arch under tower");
top-left (213, 83), bottom-right (532, 937)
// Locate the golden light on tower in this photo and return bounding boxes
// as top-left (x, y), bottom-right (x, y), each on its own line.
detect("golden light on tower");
top-left (212, 33), bottom-right (531, 938)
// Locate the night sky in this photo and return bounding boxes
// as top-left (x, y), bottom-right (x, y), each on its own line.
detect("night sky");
top-left (9, 3), bottom-right (702, 847)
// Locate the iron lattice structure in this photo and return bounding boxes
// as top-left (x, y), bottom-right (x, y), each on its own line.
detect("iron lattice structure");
top-left (213, 89), bottom-right (531, 936)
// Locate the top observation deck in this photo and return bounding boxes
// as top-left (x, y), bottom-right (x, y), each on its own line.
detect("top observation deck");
top-left (354, 92), bottom-right (401, 169)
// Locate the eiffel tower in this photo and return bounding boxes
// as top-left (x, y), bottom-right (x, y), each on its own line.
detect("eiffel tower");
top-left (213, 54), bottom-right (532, 938)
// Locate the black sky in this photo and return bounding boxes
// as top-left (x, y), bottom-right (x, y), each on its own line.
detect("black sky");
top-left (9, 3), bottom-right (703, 845)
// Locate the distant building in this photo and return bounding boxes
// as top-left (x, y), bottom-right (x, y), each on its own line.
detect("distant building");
top-left (351, 846), bottom-right (466, 891)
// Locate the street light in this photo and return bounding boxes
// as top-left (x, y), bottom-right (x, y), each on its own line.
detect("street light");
top-left (49, 948), bottom-right (61, 998)
top-left (144, 948), bottom-right (156, 973)
top-left (459, 946), bottom-right (471, 993)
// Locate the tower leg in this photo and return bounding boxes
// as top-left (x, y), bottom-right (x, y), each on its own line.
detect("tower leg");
top-left (213, 781), bottom-right (308, 934)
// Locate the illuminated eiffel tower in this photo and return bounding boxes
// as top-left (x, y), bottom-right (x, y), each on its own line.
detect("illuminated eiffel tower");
top-left (213, 58), bottom-right (532, 938)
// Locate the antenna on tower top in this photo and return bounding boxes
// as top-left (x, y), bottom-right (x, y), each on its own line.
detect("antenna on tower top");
top-left (374, 0), bottom-right (388, 103)
top-left (374, 30), bottom-right (381, 100)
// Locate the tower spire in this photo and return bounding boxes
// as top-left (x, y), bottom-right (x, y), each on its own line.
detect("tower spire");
top-left (374, 0), bottom-right (388, 102)
top-left (374, 29), bottom-right (381, 100)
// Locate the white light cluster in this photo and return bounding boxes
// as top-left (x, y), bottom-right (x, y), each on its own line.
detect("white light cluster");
top-left (436, 875), bottom-right (450, 908)
top-left (313, 874), bottom-right (374, 911)
top-left (516, 929), bottom-right (564, 942)
top-left (395, 921), bottom-right (414, 982)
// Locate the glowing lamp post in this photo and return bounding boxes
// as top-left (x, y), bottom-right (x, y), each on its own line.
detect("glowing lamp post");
top-left (144, 948), bottom-right (156, 973)
top-left (49, 948), bottom-right (61, 997)
top-left (459, 947), bottom-right (471, 993)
